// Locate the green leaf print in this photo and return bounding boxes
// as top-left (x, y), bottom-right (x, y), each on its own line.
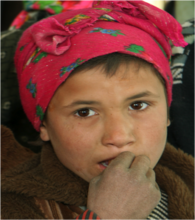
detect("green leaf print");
top-left (90, 28), bottom-right (125, 37)
top-left (36, 105), bottom-right (44, 121)
top-left (33, 52), bottom-right (47, 63)
top-left (20, 46), bottom-right (24, 51)
top-left (125, 44), bottom-right (145, 53)
top-left (60, 58), bottom-right (85, 77)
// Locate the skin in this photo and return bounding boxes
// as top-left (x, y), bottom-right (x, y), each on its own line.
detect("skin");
top-left (40, 62), bottom-right (170, 183)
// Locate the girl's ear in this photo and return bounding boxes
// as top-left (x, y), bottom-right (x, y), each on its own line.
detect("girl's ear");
top-left (40, 123), bottom-right (50, 141)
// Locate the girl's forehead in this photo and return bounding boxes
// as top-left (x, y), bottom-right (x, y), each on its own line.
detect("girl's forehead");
top-left (50, 62), bottom-right (164, 108)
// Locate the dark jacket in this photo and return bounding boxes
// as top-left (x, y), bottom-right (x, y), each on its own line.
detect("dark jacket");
top-left (1, 125), bottom-right (194, 219)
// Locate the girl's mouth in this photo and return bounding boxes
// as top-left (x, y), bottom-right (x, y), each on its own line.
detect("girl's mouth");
top-left (100, 159), bottom-right (113, 168)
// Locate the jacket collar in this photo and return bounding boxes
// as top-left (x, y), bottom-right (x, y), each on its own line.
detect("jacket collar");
top-left (2, 143), bottom-right (89, 206)
top-left (154, 143), bottom-right (194, 218)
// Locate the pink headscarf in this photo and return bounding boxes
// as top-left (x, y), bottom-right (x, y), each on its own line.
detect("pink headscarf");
top-left (14, 0), bottom-right (187, 131)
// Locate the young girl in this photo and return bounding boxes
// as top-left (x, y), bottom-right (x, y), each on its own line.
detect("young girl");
top-left (1, 1), bottom-right (194, 219)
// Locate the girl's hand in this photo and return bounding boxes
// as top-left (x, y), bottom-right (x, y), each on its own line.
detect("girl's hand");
top-left (87, 151), bottom-right (161, 219)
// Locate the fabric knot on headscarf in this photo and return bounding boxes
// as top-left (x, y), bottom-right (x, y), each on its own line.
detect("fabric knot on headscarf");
top-left (30, 0), bottom-right (187, 58)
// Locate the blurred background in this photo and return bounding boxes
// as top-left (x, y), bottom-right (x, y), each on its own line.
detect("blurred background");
top-left (1, 1), bottom-right (23, 31)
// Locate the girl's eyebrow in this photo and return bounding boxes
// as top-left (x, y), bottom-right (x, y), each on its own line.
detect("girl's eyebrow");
top-left (63, 91), bottom-right (159, 108)
top-left (125, 91), bottom-right (159, 101)
top-left (63, 100), bottom-right (100, 108)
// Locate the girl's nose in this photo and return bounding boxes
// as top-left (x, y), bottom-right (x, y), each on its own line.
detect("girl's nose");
top-left (101, 113), bottom-right (135, 148)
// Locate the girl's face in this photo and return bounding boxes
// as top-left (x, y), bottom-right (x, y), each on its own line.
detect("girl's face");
top-left (40, 63), bottom-right (170, 182)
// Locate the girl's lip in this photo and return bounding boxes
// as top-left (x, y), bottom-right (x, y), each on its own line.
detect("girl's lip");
top-left (98, 158), bottom-right (116, 169)
top-left (99, 157), bottom-right (116, 164)
top-left (98, 163), bottom-right (107, 170)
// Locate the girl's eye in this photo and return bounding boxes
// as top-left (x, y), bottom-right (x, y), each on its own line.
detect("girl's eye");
top-left (75, 108), bottom-right (96, 117)
top-left (129, 102), bottom-right (148, 111)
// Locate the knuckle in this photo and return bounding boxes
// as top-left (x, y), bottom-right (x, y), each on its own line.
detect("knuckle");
top-left (148, 182), bottom-right (161, 200)
top-left (147, 181), bottom-right (155, 190)
top-left (147, 168), bottom-right (155, 178)
top-left (124, 151), bottom-right (135, 157)
top-left (106, 164), bottom-right (128, 181)
top-left (143, 181), bottom-right (156, 194)
top-left (118, 151), bottom-right (135, 160)
top-left (107, 163), bottom-right (124, 176)
top-left (137, 155), bottom-right (150, 165)
top-left (134, 155), bottom-right (150, 170)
